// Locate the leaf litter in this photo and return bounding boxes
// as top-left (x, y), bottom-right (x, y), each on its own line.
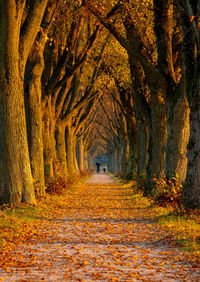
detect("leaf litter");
top-left (0, 174), bottom-right (200, 281)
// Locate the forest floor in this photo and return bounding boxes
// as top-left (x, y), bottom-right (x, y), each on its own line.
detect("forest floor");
top-left (0, 173), bottom-right (200, 281)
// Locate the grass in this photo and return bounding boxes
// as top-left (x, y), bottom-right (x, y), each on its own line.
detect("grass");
top-left (129, 186), bottom-right (200, 253)
top-left (155, 212), bottom-right (200, 253)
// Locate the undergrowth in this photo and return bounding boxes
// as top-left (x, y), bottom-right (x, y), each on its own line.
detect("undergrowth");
top-left (151, 175), bottom-right (182, 207)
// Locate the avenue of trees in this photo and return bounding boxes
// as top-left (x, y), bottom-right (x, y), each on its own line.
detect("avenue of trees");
top-left (0, 0), bottom-right (200, 208)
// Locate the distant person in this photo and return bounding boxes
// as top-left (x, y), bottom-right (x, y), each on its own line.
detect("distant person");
top-left (103, 168), bottom-right (106, 173)
top-left (96, 161), bottom-right (101, 173)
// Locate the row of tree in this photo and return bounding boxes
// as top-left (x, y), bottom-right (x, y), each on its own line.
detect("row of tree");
top-left (0, 0), bottom-right (199, 208)
top-left (0, 0), bottom-right (110, 205)
top-left (83, 0), bottom-right (200, 208)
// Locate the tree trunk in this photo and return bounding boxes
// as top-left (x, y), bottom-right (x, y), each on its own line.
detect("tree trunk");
top-left (0, 2), bottom-right (37, 204)
top-left (55, 122), bottom-right (68, 177)
top-left (109, 151), bottom-right (116, 174)
top-left (183, 103), bottom-right (200, 207)
top-left (26, 44), bottom-right (45, 190)
top-left (78, 137), bottom-right (84, 172)
top-left (127, 131), bottom-right (137, 179)
top-left (66, 125), bottom-right (77, 175)
top-left (146, 89), bottom-right (167, 188)
top-left (0, 78), bottom-right (36, 204)
top-left (138, 121), bottom-right (149, 183)
top-left (88, 153), bottom-right (93, 170)
top-left (120, 139), bottom-right (129, 176)
top-left (179, 0), bottom-right (200, 207)
top-left (127, 116), bottom-right (137, 179)
top-left (152, 91), bottom-right (167, 178)
top-left (116, 149), bottom-right (120, 173)
top-left (73, 140), bottom-right (79, 173)
top-left (165, 91), bottom-right (190, 183)
top-left (84, 152), bottom-right (89, 171)
top-left (42, 98), bottom-right (56, 179)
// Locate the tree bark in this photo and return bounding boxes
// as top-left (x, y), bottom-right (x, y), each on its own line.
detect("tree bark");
top-left (0, 0), bottom-right (47, 204)
top-left (127, 118), bottom-right (137, 179)
top-left (0, 78), bottom-right (36, 204)
top-left (73, 139), bottom-right (79, 172)
top-left (184, 104), bottom-right (200, 207)
top-left (42, 97), bottom-right (56, 179)
top-left (78, 137), bottom-right (84, 172)
top-left (147, 89), bottom-right (167, 182)
top-left (137, 121), bottom-right (149, 183)
top-left (120, 139), bottom-right (129, 176)
top-left (25, 0), bottom-right (59, 190)
top-left (84, 151), bottom-right (89, 171)
top-left (55, 121), bottom-right (68, 177)
top-left (108, 151), bottom-right (116, 174)
top-left (165, 89), bottom-right (190, 183)
top-left (66, 125), bottom-right (78, 175)
top-left (26, 43), bottom-right (45, 189)
top-left (179, 0), bottom-right (200, 207)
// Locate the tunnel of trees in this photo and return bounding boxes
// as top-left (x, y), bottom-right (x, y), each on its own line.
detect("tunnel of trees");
top-left (0, 0), bottom-right (200, 208)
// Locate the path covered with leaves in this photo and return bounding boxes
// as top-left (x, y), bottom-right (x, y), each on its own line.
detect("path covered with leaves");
top-left (0, 174), bottom-right (200, 281)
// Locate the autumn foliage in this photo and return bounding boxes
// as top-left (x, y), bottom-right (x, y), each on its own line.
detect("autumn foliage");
top-left (0, 177), bottom-right (200, 280)
top-left (152, 176), bottom-right (183, 207)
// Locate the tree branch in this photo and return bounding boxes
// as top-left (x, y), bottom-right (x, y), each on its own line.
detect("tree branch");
top-left (20, 0), bottom-right (49, 64)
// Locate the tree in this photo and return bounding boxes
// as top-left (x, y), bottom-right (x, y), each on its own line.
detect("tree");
top-left (25, 0), bottom-right (59, 192)
top-left (93, 91), bottom-right (129, 175)
top-left (55, 34), bottom-right (108, 176)
top-left (83, 0), bottom-right (190, 190)
top-left (41, 8), bottom-right (99, 178)
top-left (0, 0), bottom-right (49, 205)
top-left (179, 0), bottom-right (200, 207)
top-left (76, 114), bottom-right (97, 173)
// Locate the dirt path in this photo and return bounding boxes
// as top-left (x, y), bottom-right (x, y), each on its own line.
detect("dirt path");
top-left (86, 173), bottom-right (116, 184)
top-left (0, 174), bottom-right (200, 281)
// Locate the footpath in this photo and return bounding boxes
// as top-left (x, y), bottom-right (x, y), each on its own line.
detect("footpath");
top-left (85, 173), bottom-right (116, 184)
top-left (0, 173), bottom-right (200, 281)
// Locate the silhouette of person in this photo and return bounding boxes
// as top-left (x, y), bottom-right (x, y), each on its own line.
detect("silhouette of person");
top-left (96, 161), bottom-right (101, 173)
top-left (103, 168), bottom-right (106, 173)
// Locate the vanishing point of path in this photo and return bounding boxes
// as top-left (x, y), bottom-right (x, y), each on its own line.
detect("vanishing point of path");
top-left (0, 173), bottom-right (200, 281)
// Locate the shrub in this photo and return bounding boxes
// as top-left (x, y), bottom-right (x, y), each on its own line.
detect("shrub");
top-left (152, 175), bottom-right (183, 206)
top-left (45, 177), bottom-right (73, 195)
